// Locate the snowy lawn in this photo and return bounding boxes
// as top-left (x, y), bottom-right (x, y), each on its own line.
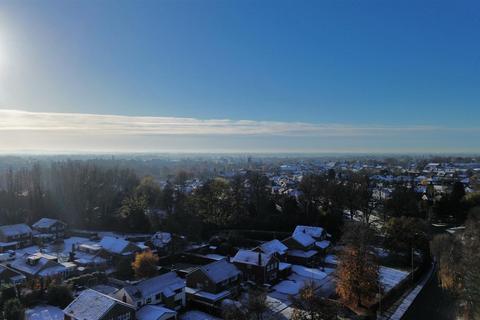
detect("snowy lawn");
top-left (272, 265), bottom-right (333, 297)
top-left (274, 280), bottom-right (301, 295)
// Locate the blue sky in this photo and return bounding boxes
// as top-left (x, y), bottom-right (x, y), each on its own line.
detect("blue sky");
top-left (0, 0), bottom-right (479, 153)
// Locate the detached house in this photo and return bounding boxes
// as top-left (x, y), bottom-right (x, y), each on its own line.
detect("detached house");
top-left (98, 236), bottom-right (143, 264)
top-left (293, 225), bottom-right (330, 251)
top-left (114, 271), bottom-right (186, 311)
top-left (9, 252), bottom-right (73, 280)
top-left (232, 250), bottom-right (279, 285)
top-left (151, 232), bottom-right (186, 256)
top-left (282, 225), bottom-right (330, 266)
top-left (32, 218), bottom-right (67, 241)
top-left (255, 239), bottom-right (288, 260)
top-left (64, 289), bottom-right (135, 320)
top-left (0, 224), bottom-right (33, 249)
top-left (186, 259), bottom-right (241, 307)
top-left (72, 243), bottom-right (109, 271)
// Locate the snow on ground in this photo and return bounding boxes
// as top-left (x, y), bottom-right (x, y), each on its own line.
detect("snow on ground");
top-left (265, 295), bottom-right (294, 320)
top-left (271, 265), bottom-right (335, 305)
top-left (180, 311), bottom-right (221, 320)
top-left (274, 280), bottom-right (301, 295)
top-left (25, 305), bottom-right (63, 320)
top-left (380, 266), bottom-right (409, 292)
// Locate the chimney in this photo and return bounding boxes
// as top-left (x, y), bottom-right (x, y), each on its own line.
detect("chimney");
top-left (257, 252), bottom-right (262, 266)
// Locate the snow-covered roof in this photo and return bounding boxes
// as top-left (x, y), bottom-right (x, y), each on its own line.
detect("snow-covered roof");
top-left (185, 287), bottom-right (231, 302)
top-left (291, 265), bottom-right (327, 280)
top-left (196, 259), bottom-right (240, 284)
top-left (123, 272), bottom-right (184, 302)
top-left (151, 232), bottom-right (172, 248)
top-left (180, 310), bottom-right (220, 320)
top-left (32, 218), bottom-right (65, 229)
top-left (64, 289), bottom-right (133, 320)
top-left (293, 225), bottom-right (324, 238)
top-left (315, 240), bottom-right (331, 250)
top-left (99, 236), bottom-right (139, 255)
top-left (26, 305), bottom-right (63, 320)
top-left (286, 249), bottom-right (318, 258)
top-left (0, 224), bottom-right (32, 237)
top-left (232, 249), bottom-right (273, 267)
top-left (10, 253), bottom-right (65, 277)
top-left (136, 305), bottom-right (176, 320)
top-left (278, 262), bottom-right (291, 271)
top-left (259, 239), bottom-right (288, 256)
top-left (291, 231), bottom-right (315, 247)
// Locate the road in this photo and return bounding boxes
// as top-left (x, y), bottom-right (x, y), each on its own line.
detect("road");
top-left (402, 266), bottom-right (457, 320)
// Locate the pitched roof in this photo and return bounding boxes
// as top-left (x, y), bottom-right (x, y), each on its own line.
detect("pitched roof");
top-left (0, 264), bottom-right (25, 279)
top-left (258, 239), bottom-right (288, 256)
top-left (136, 305), bottom-right (176, 320)
top-left (0, 224), bottom-right (32, 237)
top-left (124, 272), bottom-right (184, 301)
top-left (196, 259), bottom-right (240, 284)
top-left (232, 250), bottom-right (273, 267)
top-left (32, 218), bottom-right (65, 229)
top-left (64, 289), bottom-right (133, 320)
top-left (99, 236), bottom-right (139, 255)
top-left (287, 249), bottom-right (318, 258)
top-left (291, 231), bottom-right (315, 247)
top-left (293, 225), bottom-right (324, 238)
top-left (10, 253), bottom-right (65, 277)
top-left (315, 240), bottom-right (331, 249)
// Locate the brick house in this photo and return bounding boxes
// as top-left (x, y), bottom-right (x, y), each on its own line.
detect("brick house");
top-left (64, 289), bottom-right (135, 320)
top-left (231, 250), bottom-right (279, 285)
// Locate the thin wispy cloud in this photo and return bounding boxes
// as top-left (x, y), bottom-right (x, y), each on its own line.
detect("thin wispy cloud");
top-left (0, 109), bottom-right (478, 153)
top-left (0, 109), bottom-right (460, 137)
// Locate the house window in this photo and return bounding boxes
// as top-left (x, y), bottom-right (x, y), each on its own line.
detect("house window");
top-left (155, 293), bottom-right (161, 300)
top-left (146, 298), bottom-right (152, 304)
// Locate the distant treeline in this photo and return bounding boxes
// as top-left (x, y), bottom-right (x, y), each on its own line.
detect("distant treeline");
top-left (0, 159), bottom-right (478, 241)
